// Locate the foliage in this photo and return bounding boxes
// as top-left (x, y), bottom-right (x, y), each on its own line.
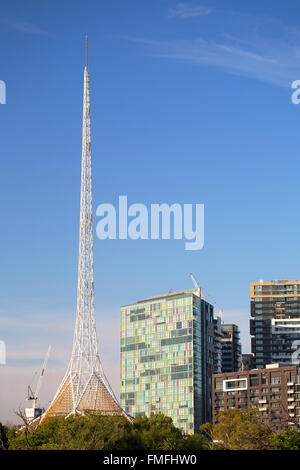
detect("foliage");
top-left (0, 422), bottom-right (9, 450)
top-left (179, 432), bottom-right (212, 450)
top-left (13, 409), bottom-right (299, 451)
top-left (8, 414), bottom-right (136, 450)
top-left (130, 413), bottom-right (184, 450)
top-left (200, 408), bottom-right (272, 450)
top-left (8, 412), bottom-right (211, 450)
top-left (269, 428), bottom-right (300, 450)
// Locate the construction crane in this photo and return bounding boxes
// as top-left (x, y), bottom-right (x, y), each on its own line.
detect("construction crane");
top-left (217, 308), bottom-right (223, 322)
top-left (190, 273), bottom-right (202, 299)
top-left (25, 345), bottom-right (51, 420)
top-left (189, 273), bottom-right (223, 322)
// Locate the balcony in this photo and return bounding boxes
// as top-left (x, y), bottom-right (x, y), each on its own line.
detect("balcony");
top-left (259, 398), bottom-right (268, 404)
top-left (259, 406), bottom-right (267, 412)
top-left (288, 404), bottom-right (295, 409)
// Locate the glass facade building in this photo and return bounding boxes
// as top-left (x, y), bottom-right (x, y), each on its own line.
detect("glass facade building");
top-left (221, 324), bottom-right (242, 372)
top-left (250, 280), bottom-right (300, 368)
top-left (120, 288), bottom-right (215, 435)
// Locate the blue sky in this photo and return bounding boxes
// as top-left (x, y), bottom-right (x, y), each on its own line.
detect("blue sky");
top-left (1, 0), bottom-right (300, 422)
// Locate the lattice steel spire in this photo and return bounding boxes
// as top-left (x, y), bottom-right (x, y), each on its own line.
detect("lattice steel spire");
top-left (40, 39), bottom-right (129, 424)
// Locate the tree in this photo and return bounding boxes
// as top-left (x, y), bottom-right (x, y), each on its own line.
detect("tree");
top-left (179, 433), bottom-right (211, 450)
top-left (269, 428), bottom-right (300, 450)
top-left (269, 404), bottom-right (300, 432)
top-left (8, 414), bottom-right (136, 450)
top-left (131, 413), bottom-right (184, 450)
top-left (10, 407), bottom-right (41, 450)
top-left (200, 408), bottom-right (272, 450)
top-left (8, 412), bottom-right (211, 450)
top-left (0, 422), bottom-right (8, 450)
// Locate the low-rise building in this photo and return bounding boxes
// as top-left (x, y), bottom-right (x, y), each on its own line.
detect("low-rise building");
top-left (212, 364), bottom-right (300, 432)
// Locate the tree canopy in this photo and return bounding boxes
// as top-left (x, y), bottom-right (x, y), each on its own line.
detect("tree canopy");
top-left (7, 410), bottom-right (300, 450)
top-left (200, 408), bottom-right (272, 450)
top-left (0, 422), bottom-right (8, 450)
top-left (269, 428), bottom-right (300, 450)
top-left (7, 413), bottom-right (210, 450)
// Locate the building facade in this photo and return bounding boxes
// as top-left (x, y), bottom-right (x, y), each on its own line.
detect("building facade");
top-left (120, 288), bottom-right (215, 435)
top-left (250, 280), bottom-right (300, 368)
top-left (221, 324), bottom-right (241, 372)
top-left (212, 364), bottom-right (300, 432)
top-left (213, 316), bottom-right (223, 374)
top-left (241, 353), bottom-right (255, 371)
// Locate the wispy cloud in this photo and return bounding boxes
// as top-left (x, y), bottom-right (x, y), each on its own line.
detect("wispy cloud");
top-left (168, 3), bottom-right (213, 19)
top-left (0, 366), bottom-right (65, 425)
top-left (124, 13), bottom-right (300, 88)
top-left (0, 307), bottom-right (121, 424)
top-left (0, 17), bottom-right (50, 35)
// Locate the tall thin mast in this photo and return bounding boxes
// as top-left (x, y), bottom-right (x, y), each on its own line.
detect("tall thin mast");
top-left (39, 41), bottom-right (130, 424)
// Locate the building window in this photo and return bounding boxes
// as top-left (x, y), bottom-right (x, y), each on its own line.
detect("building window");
top-left (271, 374), bottom-right (281, 385)
top-left (250, 375), bottom-right (259, 387)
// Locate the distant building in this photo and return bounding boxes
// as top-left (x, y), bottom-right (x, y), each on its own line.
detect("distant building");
top-left (241, 353), bottom-right (255, 371)
top-left (212, 364), bottom-right (300, 432)
top-left (250, 280), bottom-right (300, 368)
top-left (213, 316), bottom-right (223, 374)
top-left (221, 324), bottom-right (241, 372)
top-left (120, 288), bottom-right (215, 434)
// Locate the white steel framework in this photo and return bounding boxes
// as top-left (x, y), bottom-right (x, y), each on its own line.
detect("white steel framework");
top-left (40, 40), bottom-right (129, 424)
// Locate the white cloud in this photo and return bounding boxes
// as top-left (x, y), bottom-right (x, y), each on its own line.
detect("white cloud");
top-left (124, 14), bottom-right (300, 87)
top-left (168, 3), bottom-right (213, 19)
top-left (0, 17), bottom-right (50, 35)
top-left (0, 366), bottom-right (65, 425)
top-left (0, 308), bottom-right (121, 424)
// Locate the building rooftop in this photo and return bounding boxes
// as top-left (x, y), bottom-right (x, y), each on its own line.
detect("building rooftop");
top-left (121, 287), bottom-right (204, 308)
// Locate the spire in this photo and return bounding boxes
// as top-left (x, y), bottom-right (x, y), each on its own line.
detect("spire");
top-left (85, 35), bottom-right (88, 69)
top-left (38, 41), bottom-right (130, 425)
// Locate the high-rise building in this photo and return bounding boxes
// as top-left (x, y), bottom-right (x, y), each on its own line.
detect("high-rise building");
top-left (241, 353), bottom-right (255, 371)
top-left (120, 288), bottom-right (215, 434)
top-left (221, 324), bottom-right (241, 372)
top-left (213, 316), bottom-right (223, 374)
top-left (212, 364), bottom-right (300, 432)
top-left (250, 280), bottom-right (300, 369)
